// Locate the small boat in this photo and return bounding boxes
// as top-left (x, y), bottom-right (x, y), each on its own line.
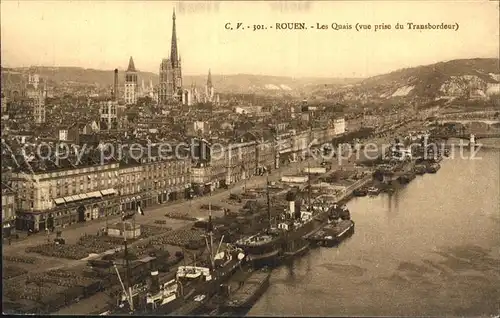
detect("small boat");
top-left (353, 187), bottom-right (368, 197)
top-left (426, 163), bottom-right (440, 173)
top-left (367, 187), bottom-right (380, 195)
top-left (414, 164), bottom-right (427, 175)
top-left (382, 187), bottom-right (395, 194)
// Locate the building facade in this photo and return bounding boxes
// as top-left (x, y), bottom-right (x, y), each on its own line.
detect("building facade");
top-left (11, 161), bottom-right (121, 232)
top-left (99, 100), bottom-right (118, 130)
top-left (226, 141), bottom-right (257, 185)
top-left (2, 184), bottom-right (16, 237)
top-left (334, 118), bottom-right (346, 135)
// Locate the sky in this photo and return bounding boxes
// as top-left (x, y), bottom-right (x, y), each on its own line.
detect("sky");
top-left (1, 0), bottom-right (499, 78)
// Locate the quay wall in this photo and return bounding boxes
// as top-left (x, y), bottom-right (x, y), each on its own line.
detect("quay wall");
top-left (334, 175), bottom-right (372, 203)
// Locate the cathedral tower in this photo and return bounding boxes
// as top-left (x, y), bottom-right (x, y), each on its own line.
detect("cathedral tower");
top-left (124, 56), bottom-right (138, 105)
top-left (159, 8), bottom-right (183, 104)
top-left (205, 69), bottom-right (215, 103)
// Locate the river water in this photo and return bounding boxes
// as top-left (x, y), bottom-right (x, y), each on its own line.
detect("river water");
top-left (249, 145), bottom-right (500, 316)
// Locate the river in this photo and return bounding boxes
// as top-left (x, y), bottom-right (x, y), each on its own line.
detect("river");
top-left (249, 145), bottom-right (500, 316)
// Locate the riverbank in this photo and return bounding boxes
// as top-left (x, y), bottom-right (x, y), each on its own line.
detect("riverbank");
top-left (249, 150), bottom-right (500, 317)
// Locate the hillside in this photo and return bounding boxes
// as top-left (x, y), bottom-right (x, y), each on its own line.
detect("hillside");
top-left (1, 66), bottom-right (360, 94)
top-left (3, 58), bottom-right (499, 104)
top-left (318, 58), bottom-right (500, 105)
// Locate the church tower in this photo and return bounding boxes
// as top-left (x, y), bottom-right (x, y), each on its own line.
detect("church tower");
top-left (205, 69), bottom-right (215, 103)
top-left (124, 56), bottom-right (138, 105)
top-left (159, 8), bottom-right (183, 105)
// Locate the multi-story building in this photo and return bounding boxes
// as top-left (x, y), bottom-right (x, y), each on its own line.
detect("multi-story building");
top-left (100, 100), bottom-right (118, 130)
top-left (11, 157), bottom-right (121, 232)
top-left (333, 117), bottom-right (346, 135)
top-left (256, 139), bottom-right (275, 173)
top-left (291, 130), bottom-right (310, 161)
top-left (226, 141), bottom-right (257, 185)
top-left (117, 159), bottom-right (144, 212)
top-left (141, 149), bottom-right (191, 206)
top-left (1, 93), bottom-right (8, 120)
top-left (190, 138), bottom-right (226, 193)
top-left (32, 88), bottom-right (46, 124)
top-left (2, 183), bottom-right (16, 237)
top-left (159, 9), bottom-right (183, 104)
top-left (187, 121), bottom-right (210, 137)
top-left (118, 145), bottom-right (192, 210)
top-left (124, 57), bottom-right (138, 105)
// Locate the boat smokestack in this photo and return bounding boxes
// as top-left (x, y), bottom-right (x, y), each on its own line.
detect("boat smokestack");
top-left (113, 69), bottom-right (118, 101)
top-left (295, 200), bottom-right (301, 219)
top-left (150, 270), bottom-right (159, 294)
top-left (286, 189), bottom-right (296, 217)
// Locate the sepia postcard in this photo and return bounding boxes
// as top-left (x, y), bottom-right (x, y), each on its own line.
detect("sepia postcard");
top-left (1, 0), bottom-right (499, 316)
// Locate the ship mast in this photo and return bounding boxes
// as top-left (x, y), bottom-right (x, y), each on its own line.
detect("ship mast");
top-left (205, 189), bottom-right (215, 271)
top-left (307, 105), bottom-right (312, 210)
top-left (122, 221), bottom-right (134, 312)
top-left (266, 172), bottom-right (271, 230)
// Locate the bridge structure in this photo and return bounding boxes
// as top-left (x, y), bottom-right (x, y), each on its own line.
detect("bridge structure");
top-left (431, 132), bottom-right (500, 141)
top-left (437, 119), bottom-right (500, 125)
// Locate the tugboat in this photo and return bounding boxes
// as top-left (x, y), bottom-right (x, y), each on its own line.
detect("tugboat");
top-left (367, 186), bottom-right (381, 196)
top-left (426, 163), bottom-right (441, 173)
top-left (278, 192), bottom-right (314, 261)
top-left (236, 178), bottom-right (326, 267)
top-left (235, 175), bottom-right (284, 268)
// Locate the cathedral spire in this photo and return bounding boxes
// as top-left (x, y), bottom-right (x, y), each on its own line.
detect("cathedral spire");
top-left (207, 69), bottom-right (213, 88)
top-left (170, 8), bottom-right (179, 67)
top-left (127, 56), bottom-right (136, 72)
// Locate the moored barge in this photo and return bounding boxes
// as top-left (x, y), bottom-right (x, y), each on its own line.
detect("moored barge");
top-left (220, 268), bottom-right (271, 314)
top-left (308, 219), bottom-right (355, 247)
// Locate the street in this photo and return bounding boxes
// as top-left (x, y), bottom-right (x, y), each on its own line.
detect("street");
top-left (3, 157), bottom-right (323, 256)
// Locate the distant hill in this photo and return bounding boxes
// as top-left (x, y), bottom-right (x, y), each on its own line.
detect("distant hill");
top-left (315, 58), bottom-right (500, 105)
top-left (3, 58), bottom-right (499, 104)
top-left (0, 66), bottom-right (360, 94)
top-left (1, 66), bottom-right (158, 88)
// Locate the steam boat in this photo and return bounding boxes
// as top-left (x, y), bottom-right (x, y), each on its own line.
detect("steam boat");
top-left (235, 185), bottom-right (327, 267)
top-left (114, 209), bottom-right (245, 315)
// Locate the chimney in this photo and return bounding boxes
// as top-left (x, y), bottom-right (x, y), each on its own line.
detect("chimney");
top-left (113, 69), bottom-right (118, 101)
top-left (150, 270), bottom-right (160, 294)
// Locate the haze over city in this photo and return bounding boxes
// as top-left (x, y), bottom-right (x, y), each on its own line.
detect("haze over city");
top-left (1, 0), bottom-right (499, 78)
